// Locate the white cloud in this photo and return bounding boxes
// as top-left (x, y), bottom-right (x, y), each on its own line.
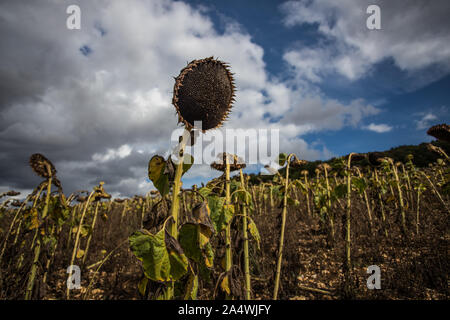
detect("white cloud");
top-left (281, 0), bottom-right (450, 84)
top-left (363, 123), bottom-right (392, 133)
top-left (92, 144), bottom-right (132, 163)
top-left (415, 113), bottom-right (438, 130)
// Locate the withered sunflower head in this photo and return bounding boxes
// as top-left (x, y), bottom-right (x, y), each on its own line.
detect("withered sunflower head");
top-left (317, 163), bottom-right (331, 171)
top-left (210, 153), bottom-right (245, 172)
top-left (348, 153), bottom-right (366, 164)
top-left (427, 124), bottom-right (450, 142)
top-left (367, 152), bottom-right (385, 167)
top-left (29, 153), bottom-right (56, 178)
top-left (172, 57), bottom-right (235, 131)
top-left (290, 158), bottom-right (308, 168)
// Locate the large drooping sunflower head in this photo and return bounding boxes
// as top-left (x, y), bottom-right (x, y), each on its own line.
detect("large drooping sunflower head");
top-left (172, 57), bottom-right (235, 131)
top-left (427, 124), bottom-right (450, 142)
top-left (29, 153), bottom-right (56, 178)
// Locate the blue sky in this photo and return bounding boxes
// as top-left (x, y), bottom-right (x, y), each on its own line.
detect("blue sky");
top-left (186, 0), bottom-right (450, 156)
top-left (1, 0), bottom-right (449, 197)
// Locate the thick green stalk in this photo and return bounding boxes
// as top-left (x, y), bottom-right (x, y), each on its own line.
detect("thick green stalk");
top-left (224, 155), bottom-right (232, 282)
top-left (82, 201), bottom-right (100, 265)
top-left (323, 167), bottom-right (334, 240)
top-left (67, 190), bottom-right (95, 299)
top-left (390, 160), bottom-right (407, 234)
top-left (24, 164), bottom-right (53, 299)
top-left (421, 172), bottom-right (450, 214)
top-left (273, 154), bottom-right (294, 300)
top-left (66, 205), bottom-right (78, 249)
top-left (170, 136), bottom-right (186, 238)
top-left (344, 154), bottom-right (353, 274)
top-left (167, 134), bottom-right (187, 299)
top-left (240, 169), bottom-right (251, 300)
top-left (119, 200), bottom-right (128, 224)
top-left (356, 167), bottom-right (373, 230)
top-left (374, 170), bottom-right (388, 237)
top-left (25, 239), bottom-right (41, 300)
top-left (303, 173), bottom-right (311, 217)
top-left (0, 199), bottom-right (29, 264)
top-left (416, 187), bottom-right (421, 235)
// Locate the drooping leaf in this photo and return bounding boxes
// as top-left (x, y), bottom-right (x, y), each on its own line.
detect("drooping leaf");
top-left (184, 272), bottom-right (199, 300)
top-left (76, 248), bottom-right (85, 259)
top-left (182, 154), bottom-right (194, 175)
top-left (220, 275), bottom-right (231, 295)
top-left (28, 208), bottom-right (40, 230)
top-left (80, 224), bottom-right (91, 237)
top-left (129, 229), bottom-right (188, 282)
top-left (138, 277), bottom-right (148, 296)
top-left (148, 155), bottom-right (166, 182)
top-left (179, 222), bottom-right (214, 267)
top-left (148, 155), bottom-right (170, 196)
top-left (192, 201), bottom-right (215, 237)
top-left (179, 223), bottom-right (202, 263)
top-left (247, 217), bottom-right (261, 250)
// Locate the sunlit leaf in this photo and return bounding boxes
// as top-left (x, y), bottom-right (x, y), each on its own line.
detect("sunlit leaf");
top-left (129, 229), bottom-right (188, 282)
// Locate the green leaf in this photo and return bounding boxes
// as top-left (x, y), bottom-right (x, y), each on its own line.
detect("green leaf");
top-left (80, 224), bottom-right (91, 237)
top-left (184, 272), bottom-right (199, 300)
top-left (138, 277), bottom-right (148, 296)
top-left (203, 242), bottom-right (214, 268)
top-left (179, 222), bottom-right (215, 267)
top-left (179, 223), bottom-right (202, 263)
top-left (210, 202), bottom-right (234, 234)
top-left (352, 177), bottom-right (367, 194)
top-left (208, 196), bottom-right (233, 233)
top-left (129, 229), bottom-right (188, 282)
top-left (247, 217), bottom-right (261, 250)
top-left (333, 184), bottom-right (347, 199)
top-left (180, 154), bottom-right (195, 176)
top-left (198, 187), bottom-right (212, 198)
top-left (287, 197), bottom-right (299, 206)
top-left (148, 155), bottom-right (170, 196)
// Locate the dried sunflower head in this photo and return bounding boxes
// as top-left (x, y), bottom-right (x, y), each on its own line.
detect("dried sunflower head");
top-left (93, 181), bottom-right (111, 201)
top-left (11, 200), bottom-right (22, 207)
top-left (29, 153), bottom-right (56, 178)
top-left (348, 153), bottom-right (366, 163)
top-left (6, 190), bottom-right (20, 197)
top-left (173, 57), bottom-right (235, 131)
top-left (367, 152), bottom-right (385, 167)
top-left (290, 158), bottom-right (308, 168)
top-left (210, 153), bottom-right (245, 172)
top-left (317, 163), bottom-right (331, 171)
top-left (427, 124), bottom-right (450, 142)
